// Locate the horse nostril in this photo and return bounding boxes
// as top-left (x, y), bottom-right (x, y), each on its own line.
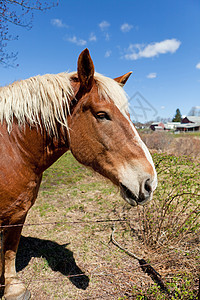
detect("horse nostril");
top-left (137, 178), bottom-right (153, 203)
top-left (144, 178), bottom-right (152, 196)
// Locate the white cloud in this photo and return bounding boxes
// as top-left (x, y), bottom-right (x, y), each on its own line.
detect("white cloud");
top-left (120, 23), bottom-right (133, 33)
top-left (196, 62), bottom-right (200, 69)
top-left (147, 72), bottom-right (157, 79)
top-left (99, 20), bottom-right (110, 31)
top-left (67, 36), bottom-right (87, 46)
top-left (105, 50), bottom-right (112, 58)
top-left (124, 39), bottom-right (181, 60)
top-left (161, 106), bottom-right (165, 110)
top-left (105, 33), bottom-right (110, 41)
top-left (51, 18), bottom-right (68, 28)
top-left (89, 32), bottom-right (97, 42)
top-left (99, 21), bottom-right (110, 41)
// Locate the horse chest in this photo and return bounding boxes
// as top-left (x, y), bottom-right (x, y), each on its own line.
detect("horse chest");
top-left (0, 173), bottom-right (42, 223)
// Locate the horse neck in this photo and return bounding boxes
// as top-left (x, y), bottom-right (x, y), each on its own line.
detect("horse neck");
top-left (9, 121), bottom-right (70, 174)
top-left (39, 127), bottom-right (70, 172)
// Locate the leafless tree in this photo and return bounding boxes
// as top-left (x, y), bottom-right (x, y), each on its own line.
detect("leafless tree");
top-left (0, 0), bottom-right (58, 67)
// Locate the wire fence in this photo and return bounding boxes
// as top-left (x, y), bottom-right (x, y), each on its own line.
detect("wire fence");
top-left (0, 261), bottom-right (156, 288)
top-left (0, 218), bottom-right (129, 229)
top-left (1, 217), bottom-right (199, 299)
top-left (0, 218), bottom-right (164, 291)
top-left (0, 217), bottom-right (137, 295)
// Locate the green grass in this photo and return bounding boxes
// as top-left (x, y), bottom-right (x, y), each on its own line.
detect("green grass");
top-left (119, 271), bottom-right (199, 300)
top-left (172, 131), bottom-right (200, 138)
top-left (41, 151), bottom-right (93, 190)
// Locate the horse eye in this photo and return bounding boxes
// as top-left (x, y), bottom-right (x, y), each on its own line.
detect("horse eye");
top-left (96, 112), bottom-right (111, 120)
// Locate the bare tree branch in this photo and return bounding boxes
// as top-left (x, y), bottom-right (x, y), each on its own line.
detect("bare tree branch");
top-left (0, 0), bottom-right (58, 67)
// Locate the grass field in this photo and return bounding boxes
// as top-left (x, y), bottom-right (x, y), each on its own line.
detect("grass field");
top-left (15, 151), bottom-right (199, 299)
top-left (172, 131), bottom-right (200, 138)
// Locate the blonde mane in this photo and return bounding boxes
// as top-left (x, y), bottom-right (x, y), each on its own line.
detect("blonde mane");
top-left (0, 72), bottom-right (128, 135)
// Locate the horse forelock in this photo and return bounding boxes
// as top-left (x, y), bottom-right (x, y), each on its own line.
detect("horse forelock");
top-left (0, 71), bottom-right (129, 135)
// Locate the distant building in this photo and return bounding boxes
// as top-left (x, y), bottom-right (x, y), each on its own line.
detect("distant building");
top-left (164, 122), bottom-right (181, 130)
top-left (150, 122), bottom-right (165, 131)
top-left (176, 116), bottom-right (200, 132)
top-left (181, 116), bottom-right (200, 124)
top-left (150, 116), bottom-right (200, 132)
top-left (150, 121), bottom-right (181, 131)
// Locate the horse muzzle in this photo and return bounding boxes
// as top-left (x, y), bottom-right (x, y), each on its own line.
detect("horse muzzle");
top-left (120, 179), bottom-right (153, 206)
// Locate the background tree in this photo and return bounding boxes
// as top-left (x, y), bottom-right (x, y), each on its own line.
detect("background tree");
top-left (172, 108), bottom-right (182, 122)
top-left (0, 0), bottom-right (58, 67)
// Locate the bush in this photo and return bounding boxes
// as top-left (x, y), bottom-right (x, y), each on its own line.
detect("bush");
top-left (172, 137), bottom-right (200, 158)
top-left (139, 153), bottom-right (199, 247)
top-left (140, 131), bottom-right (200, 159)
top-left (140, 132), bottom-right (173, 152)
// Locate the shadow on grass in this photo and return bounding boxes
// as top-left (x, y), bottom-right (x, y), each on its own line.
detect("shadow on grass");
top-left (16, 235), bottom-right (89, 290)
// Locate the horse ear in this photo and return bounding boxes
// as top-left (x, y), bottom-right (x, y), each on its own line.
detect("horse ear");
top-left (114, 72), bottom-right (132, 86)
top-left (77, 48), bottom-right (95, 92)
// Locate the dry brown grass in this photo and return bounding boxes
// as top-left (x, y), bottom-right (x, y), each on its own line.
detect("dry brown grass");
top-left (140, 131), bottom-right (200, 159)
top-left (171, 137), bottom-right (200, 158)
top-left (140, 131), bottom-right (173, 152)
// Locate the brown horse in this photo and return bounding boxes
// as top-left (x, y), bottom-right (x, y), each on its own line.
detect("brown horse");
top-left (0, 49), bottom-right (157, 299)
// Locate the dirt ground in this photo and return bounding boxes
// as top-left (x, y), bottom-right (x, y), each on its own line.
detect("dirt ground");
top-left (9, 152), bottom-right (199, 299)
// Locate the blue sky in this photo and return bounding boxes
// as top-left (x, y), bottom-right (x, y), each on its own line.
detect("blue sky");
top-left (1, 0), bottom-right (200, 122)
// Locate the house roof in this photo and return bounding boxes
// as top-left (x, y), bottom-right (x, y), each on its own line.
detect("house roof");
top-left (183, 116), bottom-right (200, 124)
top-left (151, 122), bottom-right (164, 126)
top-left (177, 123), bottom-right (200, 129)
top-left (166, 122), bottom-right (181, 125)
top-left (151, 122), bottom-right (160, 126)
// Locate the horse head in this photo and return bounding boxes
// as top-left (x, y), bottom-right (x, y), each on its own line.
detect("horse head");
top-left (68, 49), bottom-right (157, 206)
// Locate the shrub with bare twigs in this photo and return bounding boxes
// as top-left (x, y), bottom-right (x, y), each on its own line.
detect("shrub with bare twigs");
top-left (139, 153), bottom-right (199, 248)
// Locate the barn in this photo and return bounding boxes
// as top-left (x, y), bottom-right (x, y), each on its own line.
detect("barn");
top-left (150, 122), bottom-right (165, 131)
top-left (176, 116), bottom-right (200, 132)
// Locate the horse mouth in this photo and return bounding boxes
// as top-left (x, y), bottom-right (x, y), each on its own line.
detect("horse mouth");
top-left (120, 183), bottom-right (151, 206)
